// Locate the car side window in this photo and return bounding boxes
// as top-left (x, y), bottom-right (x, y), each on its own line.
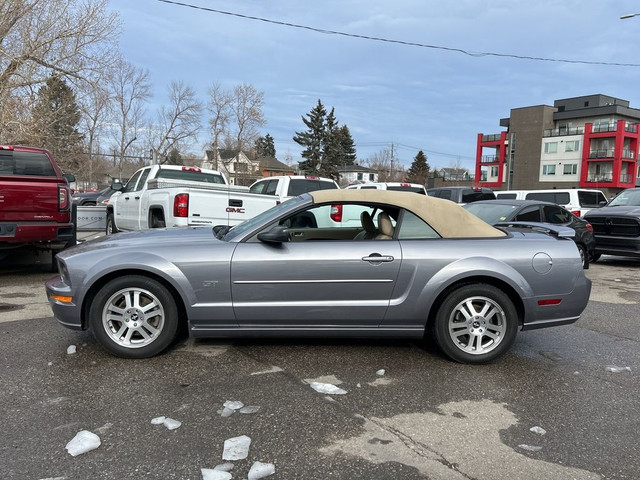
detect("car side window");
top-left (397, 210), bottom-right (440, 239)
top-left (123, 170), bottom-right (143, 193)
top-left (515, 206), bottom-right (541, 222)
top-left (249, 180), bottom-right (267, 194)
top-left (133, 168), bottom-right (151, 192)
top-left (264, 180), bottom-right (278, 195)
top-left (543, 205), bottom-right (571, 224)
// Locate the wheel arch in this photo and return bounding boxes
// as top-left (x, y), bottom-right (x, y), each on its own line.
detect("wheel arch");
top-left (81, 268), bottom-right (188, 332)
top-left (425, 275), bottom-right (526, 333)
top-left (148, 205), bottom-right (166, 228)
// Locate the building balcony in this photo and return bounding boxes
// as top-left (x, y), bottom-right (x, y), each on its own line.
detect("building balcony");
top-left (480, 155), bottom-right (500, 164)
top-left (481, 134), bottom-right (502, 142)
top-left (543, 126), bottom-right (584, 137)
top-left (588, 149), bottom-right (615, 159)
top-left (622, 150), bottom-right (636, 159)
top-left (586, 175), bottom-right (613, 183)
top-left (620, 174), bottom-right (633, 183)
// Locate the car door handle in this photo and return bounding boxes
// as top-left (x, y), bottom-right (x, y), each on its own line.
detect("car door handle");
top-left (124, 196), bottom-right (130, 200)
top-left (362, 254), bottom-right (394, 263)
top-left (134, 196), bottom-right (140, 200)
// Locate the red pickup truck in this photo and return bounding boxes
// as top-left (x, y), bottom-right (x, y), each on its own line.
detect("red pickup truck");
top-left (0, 145), bottom-right (76, 260)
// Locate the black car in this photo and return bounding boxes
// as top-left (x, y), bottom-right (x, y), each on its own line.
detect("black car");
top-left (583, 187), bottom-right (640, 261)
top-left (427, 186), bottom-right (496, 204)
top-left (72, 186), bottom-right (112, 206)
top-left (464, 199), bottom-right (595, 268)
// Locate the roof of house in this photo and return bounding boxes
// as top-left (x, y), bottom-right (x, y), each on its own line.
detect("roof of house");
top-left (258, 156), bottom-right (294, 172)
top-left (337, 164), bottom-right (375, 173)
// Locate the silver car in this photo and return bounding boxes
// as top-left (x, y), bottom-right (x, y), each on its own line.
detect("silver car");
top-left (46, 190), bottom-right (591, 363)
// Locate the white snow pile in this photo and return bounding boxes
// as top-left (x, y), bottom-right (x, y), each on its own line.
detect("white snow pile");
top-left (309, 382), bottom-right (347, 395)
top-left (518, 444), bottom-right (542, 452)
top-left (65, 430), bottom-right (100, 456)
top-left (530, 426), bottom-right (546, 436)
top-left (66, 345), bottom-right (76, 355)
top-left (150, 416), bottom-right (181, 430)
top-left (201, 469), bottom-right (232, 480)
top-left (605, 365), bottom-right (632, 373)
top-left (248, 461), bottom-right (275, 480)
top-left (376, 369), bottom-right (386, 376)
top-left (218, 400), bottom-right (260, 417)
top-left (222, 435), bottom-right (252, 461)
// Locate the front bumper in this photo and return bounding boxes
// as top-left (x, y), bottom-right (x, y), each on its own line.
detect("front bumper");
top-left (45, 276), bottom-right (83, 330)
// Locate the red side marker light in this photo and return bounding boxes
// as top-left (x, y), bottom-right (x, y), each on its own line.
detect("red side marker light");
top-left (538, 298), bottom-right (562, 306)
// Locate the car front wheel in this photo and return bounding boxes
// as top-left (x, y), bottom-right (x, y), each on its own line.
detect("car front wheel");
top-left (105, 212), bottom-right (118, 235)
top-left (433, 284), bottom-right (518, 364)
top-left (88, 275), bottom-right (180, 358)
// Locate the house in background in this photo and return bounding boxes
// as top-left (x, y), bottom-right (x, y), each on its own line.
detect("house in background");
top-left (337, 164), bottom-right (378, 186)
top-left (437, 167), bottom-right (471, 181)
top-left (202, 149), bottom-right (296, 185)
top-left (258, 156), bottom-right (296, 177)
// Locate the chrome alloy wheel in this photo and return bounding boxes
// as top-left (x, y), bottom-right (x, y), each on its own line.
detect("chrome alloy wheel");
top-left (447, 295), bottom-right (507, 355)
top-left (101, 287), bottom-right (165, 349)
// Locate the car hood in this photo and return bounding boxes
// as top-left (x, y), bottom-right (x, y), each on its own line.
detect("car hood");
top-left (59, 227), bottom-right (221, 259)
top-left (585, 205), bottom-right (640, 217)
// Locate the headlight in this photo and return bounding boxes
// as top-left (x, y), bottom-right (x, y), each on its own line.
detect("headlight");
top-left (58, 260), bottom-right (71, 286)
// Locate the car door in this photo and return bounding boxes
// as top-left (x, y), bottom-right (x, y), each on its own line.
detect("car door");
top-left (113, 169), bottom-right (143, 230)
top-left (230, 203), bottom-right (402, 328)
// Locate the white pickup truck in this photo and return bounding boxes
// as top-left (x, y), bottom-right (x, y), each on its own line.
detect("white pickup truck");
top-left (106, 167), bottom-right (339, 233)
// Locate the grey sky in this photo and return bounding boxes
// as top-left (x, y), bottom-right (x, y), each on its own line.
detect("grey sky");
top-left (109, 0), bottom-right (640, 171)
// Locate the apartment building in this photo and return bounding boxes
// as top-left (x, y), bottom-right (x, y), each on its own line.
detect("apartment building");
top-left (475, 94), bottom-right (640, 197)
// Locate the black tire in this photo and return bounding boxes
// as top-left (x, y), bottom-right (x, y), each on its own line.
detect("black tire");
top-left (106, 212), bottom-right (118, 235)
top-left (433, 283), bottom-right (518, 364)
top-left (591, 253), bottom-right (601, 263)
top-left (577, 243), bottom-right (589, 269)
top-left (88, 275), bottom-right (180, 358)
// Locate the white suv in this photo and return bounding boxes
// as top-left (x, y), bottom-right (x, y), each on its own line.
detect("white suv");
top-left (495, 189), bottom-right (607, 216)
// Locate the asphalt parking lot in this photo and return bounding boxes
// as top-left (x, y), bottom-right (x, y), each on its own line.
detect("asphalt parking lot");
top-left (1, 248), bottom-right (639, 480)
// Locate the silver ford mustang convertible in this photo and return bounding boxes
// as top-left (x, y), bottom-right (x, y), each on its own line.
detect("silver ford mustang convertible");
top-left (46, 190), bottom-right (591, 363)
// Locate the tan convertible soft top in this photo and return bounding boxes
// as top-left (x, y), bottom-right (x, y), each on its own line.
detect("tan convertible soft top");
top-left (310, 189), bottom-right (506, 238)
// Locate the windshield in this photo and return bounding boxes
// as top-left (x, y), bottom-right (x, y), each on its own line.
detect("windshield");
top-left (464, 203), bottom-right (519, 224)
top-left (222, 195), bottom-right (309, 241)
top-left (607, 189), bottom-right (640, 207)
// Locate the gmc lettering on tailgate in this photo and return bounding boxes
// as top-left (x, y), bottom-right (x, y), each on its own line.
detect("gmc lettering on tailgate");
top-left (226, 207), bottom-right (245, 214)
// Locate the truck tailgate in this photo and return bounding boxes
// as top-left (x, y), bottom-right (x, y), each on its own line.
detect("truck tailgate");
top-left (0, 176), bottom-right (67, 222)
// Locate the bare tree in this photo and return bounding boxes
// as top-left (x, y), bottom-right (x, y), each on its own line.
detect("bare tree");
top-left (0, 0), bottom-right (119, 137)
top-left (109, 59), bottom-right (151, 180)
top-left (207, 82), bottom-right (233, 163)
top-left (232, 83), bottom-right (265, 151)
top-left (366, 148), bottom-right (405, 182)
top-left (148, 80), bottom-right (202, 162)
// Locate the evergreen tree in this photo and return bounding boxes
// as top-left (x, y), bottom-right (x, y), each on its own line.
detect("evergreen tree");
top-left (293, 99), bottom-right (326, 173)
top-left (30, 76), bottom-right (83, 171)
top-left (406, 150), bottom-right (430, 185)
top-left (293, 100), bottom-right (358, 180)
top-left (255, 133), bottom-right (276, 158)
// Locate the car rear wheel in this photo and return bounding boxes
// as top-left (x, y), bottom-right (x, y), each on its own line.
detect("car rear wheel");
top-left (577, 243), bottom-right (589, 269)
top-left (88, 275), bottom-right (179, 358)
top-left (433, 284), bottom-right (518, 364)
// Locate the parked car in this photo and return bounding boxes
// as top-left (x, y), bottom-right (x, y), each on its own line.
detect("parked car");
top-left (346, 182), bottom-right (427, 194)
top-left (72, 186), bottom-right (112, 206)
top-left (248, 175), bottom-right (339, 200)
top-left (583, 187), bottom-right (640, 261)
top-left (495, 189), bottom-right (607, 217)
top-left (0, 144), bottom-right (76, 261)
top-left (427, 186), bottom-right (495, 204)
top-left (463, 199), bottom-right (596, 268)
top-left (47, 190), bottom-right (591, 364)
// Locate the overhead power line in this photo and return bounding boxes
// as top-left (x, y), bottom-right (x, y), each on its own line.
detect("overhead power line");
top-left (156, 0), bottom-right (640, 67)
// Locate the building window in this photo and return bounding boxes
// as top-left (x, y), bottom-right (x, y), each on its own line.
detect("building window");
top-left (369, 173), bottom-right (375, 181)
top-left (564, 140), bottom-right (580, 152)
top-left (542, 164), bottom-right (556, 175)
top-left (490, 166), bottom-right (499, 177)
top-left (563, 163), bottom-right (578, 175)
top-left (544, 142), bottom-right (558, 154)
top-left (357, 173), bottom-right (363, 181)
top-left (234, 162), bottom-right (248, 172)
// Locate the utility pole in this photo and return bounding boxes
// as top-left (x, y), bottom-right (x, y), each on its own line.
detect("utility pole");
top-left (390, 143), bottom-right (395, 180)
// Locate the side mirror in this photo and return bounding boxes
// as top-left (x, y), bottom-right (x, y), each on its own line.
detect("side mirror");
top-left (63, 173), bottom-right (76, 183)
top-left (257, 225), bottom-right (290, 244)
top-left (111, 181), bottom-right (124, 191)
top-left (599, 201), bottom-right (607, 207)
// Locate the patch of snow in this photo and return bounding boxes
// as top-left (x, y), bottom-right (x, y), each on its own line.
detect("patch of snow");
top-left (530, 426), bottom-right (546, 436)
top-left (65, 430), bottom-right (101, 456)
top-left (220, 407), bottom-right (235, 417)
top-left (222, 435), bottom-right (251, 461)
top-left (250, 366), bottom-right (284, 375)
top-left (310, 382), bottom-right (347, 395)
top-left (201, 469), bottom-right (232, 480)
top-left (94, 423), bottom-right (113, 434)
top-left (151, 416), bottom-right (166, 425)
top-left (239, 406), bottom-right (260, 414)
top-left (66, 345), bottom-right (76, 355)
top-left (376, 369), bottom-right (386, 376)
top-left (518, 444), bottom-right (542, 452)
top-left (223, 400), bottom-right (244, 410)
top-left (605, 365), bottom-right (631, 373)
top-left (213, 463), bottom-right (234, 472)
top-left (248, 461), bottom-right (275, 480)
top-left (162, 418), bottom-right (181, 430)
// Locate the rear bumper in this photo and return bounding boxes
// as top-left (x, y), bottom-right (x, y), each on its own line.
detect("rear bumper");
top-left (593, 235), bottom-right (640, 257)
top-left (0, 221), bottom-right (74, 248)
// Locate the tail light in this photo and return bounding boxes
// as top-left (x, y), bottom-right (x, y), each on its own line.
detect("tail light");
top-left (585, 222), bottom-right (593, 233)
top-left (174, 193), bottom-right (189, 217)
top-left (330, 204), bottom-right (343, 222)
top-left (58, 185), bottom-right (70, 211)
top-left (571, 210), bottom-right (581, 217)
top-left (182, 166), bottom-right (201, 173)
